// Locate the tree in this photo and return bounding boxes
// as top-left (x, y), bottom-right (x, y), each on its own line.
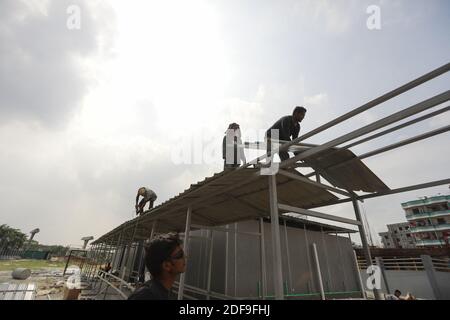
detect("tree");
top-left (0, 224), bottom-right (27, 251)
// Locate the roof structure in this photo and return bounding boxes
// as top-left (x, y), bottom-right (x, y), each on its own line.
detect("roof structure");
top-left (94, 147), bottom-right (385, 243)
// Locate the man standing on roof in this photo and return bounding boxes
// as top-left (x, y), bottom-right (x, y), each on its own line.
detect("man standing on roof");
top-left (135, 187), bottom-right (157, 216)
top-left (266, 106), bottom-right (307, 161)
top-left (222, 123), bottom-right (246, 170)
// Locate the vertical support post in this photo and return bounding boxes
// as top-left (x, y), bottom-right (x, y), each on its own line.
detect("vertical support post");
top-left (421, 255), bottom-right (442, 300)
top-left (335, 233), bottom-right (348, 291)
top-left (352, 250), bottom-right (367, 299)
top-left (320, 226), bottom-right (332, 291)
top-left (234, 222), bottom-right (238, 297)
top-left (303, 224), bottom-right (315, 293)
top-left (352, 198), bottom-right (381, 300)
top-left (206, 230), bottom-right (214, 300)
top-left (225, 224), bottom-right (229, 296)
top-left (140, 220), bottom-right (157, 282)
top-left (88, 244), bottom-right (102, 280)
top-left (268, 175), bottom-right (284, 300)
top-left (178, 207), bottom-right (192, 300)
top-left (259, 218), bottom-right (267, 299)
top-left (283, 219), bottom-right (293, 294)
top-left (312, 243), bottom-right (326, 300)
top-left (375, 257), bottom-right (390, 295)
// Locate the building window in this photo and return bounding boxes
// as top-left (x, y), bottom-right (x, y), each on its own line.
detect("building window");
top-left (413, 208), bottom-right (420, 214)
top-left (399, 227), bottom-right (403, 231)
top-left (437, 218), bottom-right (445, 225)
top-left (407, 234), bottom-right (411, 238)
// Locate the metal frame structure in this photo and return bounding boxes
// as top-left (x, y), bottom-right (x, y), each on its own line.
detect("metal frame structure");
top-left (86, 62), bottom-right (450, 300)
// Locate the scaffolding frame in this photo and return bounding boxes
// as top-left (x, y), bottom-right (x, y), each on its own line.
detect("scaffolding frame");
top-left (87, 62), bottom-right (450, 300)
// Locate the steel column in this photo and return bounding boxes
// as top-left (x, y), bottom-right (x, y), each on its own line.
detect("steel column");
top-left (178, 206), bottom-right (192, 300)
top-left (268, 175), bottom-right (284, 300)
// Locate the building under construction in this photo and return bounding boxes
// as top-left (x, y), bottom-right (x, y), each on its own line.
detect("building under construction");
top-left (79, 62), bottom-right (450, 300)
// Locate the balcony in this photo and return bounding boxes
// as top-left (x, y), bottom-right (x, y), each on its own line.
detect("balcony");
top-left (410, 223), bottom-right (450, 233)
top-left (415, 239), bottom-right (447, 247)
top-left (402, 196), bottom-right (450, 209)
top-left (406, 209), bottom-right (450, 221)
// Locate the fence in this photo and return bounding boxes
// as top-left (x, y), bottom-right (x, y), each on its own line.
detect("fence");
top-left (358, 255), bottom-right (450, 299)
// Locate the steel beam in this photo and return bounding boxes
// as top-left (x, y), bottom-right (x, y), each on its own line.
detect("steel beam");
top-left (278, 169), bottom-right (351, 197)
top-left (278, 204), bottom-right (361, 226)
top-left (276, 63), bottom-right (450, 155)
top-left (281, 91), bottom-right (450, 169)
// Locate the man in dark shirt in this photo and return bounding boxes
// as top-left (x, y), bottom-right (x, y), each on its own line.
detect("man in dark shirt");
top-left (266, 106), bottom-right (306, 161)
top-left (128, 233), bottom-right (186, 300)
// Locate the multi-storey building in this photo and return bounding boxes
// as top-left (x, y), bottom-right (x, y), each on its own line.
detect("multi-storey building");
top-left (402, 195), bottom-right (450, 247)
top-left (379, 222), bottom-right (416, 249)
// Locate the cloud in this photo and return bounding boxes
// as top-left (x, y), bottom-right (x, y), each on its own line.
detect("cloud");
top-left (0, 0), bottom-right (115, 128)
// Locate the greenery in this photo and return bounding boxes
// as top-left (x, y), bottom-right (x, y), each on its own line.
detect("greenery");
top-left (0, 224), bottom-right (27, 251)
top-left (0, 259), bottom-right (66, 271)
top-left (0, 224), bottom-right (69, 256)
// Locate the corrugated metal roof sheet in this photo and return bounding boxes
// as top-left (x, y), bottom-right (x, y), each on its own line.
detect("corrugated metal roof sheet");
top-left (303, 148), bottom-right (390, 193)
top-left (95, 168), bottom-right (342, 242)
top-left (94, 150), bottom-right (389, 243)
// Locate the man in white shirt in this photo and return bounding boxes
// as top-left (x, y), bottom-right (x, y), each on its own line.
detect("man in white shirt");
top-left (135, 187), bottom-right (157, 216)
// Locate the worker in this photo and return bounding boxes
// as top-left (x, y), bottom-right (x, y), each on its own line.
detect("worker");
top-left (135, 187), bottom-right (157, 216)
top-left (266, 106), bottom-right (306, 161)
top-left (128, 233), bottom-right (186, 300)
top-left (222, 123), bottom-right (246, 170)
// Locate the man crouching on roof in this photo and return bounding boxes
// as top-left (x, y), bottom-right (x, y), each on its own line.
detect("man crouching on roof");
top-left (135, 187), bottom-right (157, 216)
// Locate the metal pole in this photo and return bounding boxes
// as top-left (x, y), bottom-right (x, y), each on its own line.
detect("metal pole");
top-left (225, 224), bottom-right (229, 296)
top-left (352, 198), bottom-right (381, 300)
top-left (335, 232), bottom-right (348, 291)
top-left (308, 178), bottom-right (450, 209)
top-left (234, 222), bottom-right (237, 297)
top-left (206, 230), bottom-right (214, 300)
top-left (304, 106), bottom-right (450, 177)
top-left (375, 257), bottom-right (390, 295)
top-left (352, 250), bottom-right (367, 299)
top-left (259, 218), bottom-right (267, 299)
top-left (198, 229), bottom-right (204, 288)
top-left (139, 220), bottom-right (157, 282)
top-left (283, 220), bottom-right (293, 294)
top-left (276, 63), bottom-right (450, 154)
top-left (320, 226), bottom-right (333, 291)
top-left (303, 224), bottom-right (315, 293)
top-left (312, 243), bottom-right (326, 300)
top-left (178, 206), bottom-right (192, 300)
top-left (281, 91), bottom-right (450, 169)
top-left (268, 175), bottom-right (284, 300)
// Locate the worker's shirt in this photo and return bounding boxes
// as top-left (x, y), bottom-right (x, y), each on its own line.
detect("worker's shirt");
top-left (266, 115), bottom-right (300, 141)
top-left (127, 279), bottom-right (171, 300)
top-left (142, 188), bottom-right (157, 201)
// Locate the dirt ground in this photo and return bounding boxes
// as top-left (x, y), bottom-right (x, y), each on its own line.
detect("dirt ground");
top-left (0, 260), bottom-right (80, 300)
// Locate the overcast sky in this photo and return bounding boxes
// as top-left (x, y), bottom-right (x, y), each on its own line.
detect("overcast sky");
top-left (1, 0), bottom-right (449, 247)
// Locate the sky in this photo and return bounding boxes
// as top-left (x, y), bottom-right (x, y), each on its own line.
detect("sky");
top-left (0, 0), bottom-right (449, 247)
